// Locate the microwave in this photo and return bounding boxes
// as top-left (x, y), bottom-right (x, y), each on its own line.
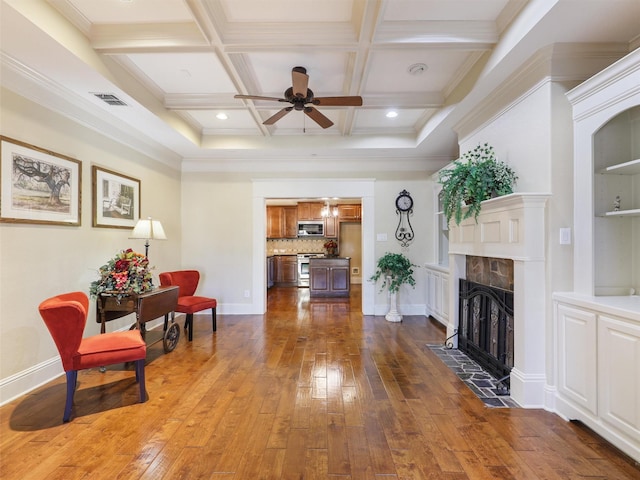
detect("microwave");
top-left (298, 221), bottom-right (324, 237)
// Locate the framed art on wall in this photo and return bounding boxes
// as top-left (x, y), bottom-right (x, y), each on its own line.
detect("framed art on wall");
top-left (0, 136), bottom-right (82, 226)
top-left (92, 165), bottom-right (140, 229)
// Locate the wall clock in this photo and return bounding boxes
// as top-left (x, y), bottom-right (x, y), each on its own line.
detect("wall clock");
top-left (395, 189), bottom-right (414, 247)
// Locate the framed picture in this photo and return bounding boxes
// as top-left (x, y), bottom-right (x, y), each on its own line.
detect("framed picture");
top-left (92, 165), bottom-right (140, 229)
top-left (0, 136), bottom-right (82, 226)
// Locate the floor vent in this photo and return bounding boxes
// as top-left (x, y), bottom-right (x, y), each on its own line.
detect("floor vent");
top-left (92, 93), bottom-right (128, 106)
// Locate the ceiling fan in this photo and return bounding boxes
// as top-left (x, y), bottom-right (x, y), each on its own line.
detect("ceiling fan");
top-left (234, 66), bottom-right (363, 129)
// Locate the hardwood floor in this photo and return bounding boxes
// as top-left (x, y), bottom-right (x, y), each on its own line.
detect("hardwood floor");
top-left (1, 285), bottom-right (639, 479)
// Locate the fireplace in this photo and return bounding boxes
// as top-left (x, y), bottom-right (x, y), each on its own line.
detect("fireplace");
top-left (458, 278), bottom-right (514, 388)
top-left (446, 193), bottom-right (550, 407)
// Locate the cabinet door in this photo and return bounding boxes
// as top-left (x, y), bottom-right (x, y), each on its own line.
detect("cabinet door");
top-left (283, 206), bottom-right (298, 238)
top-left (330, 266), bottom-right (350, 292)
top-left (267, 257), bottom-right (275, 288)
top-left (556, 303), bottom-right (597, 414)
top-left (298, 202), bottom-right (324, 220)
top-left (440, 273), bottom-right (449, 321)
top-left (338, 204), bottom-right (361, 221)
top-left (598, 314), bottom-right (640, 438)
top-left (310, 266), bottom-right (329, 291)
top-left (324, 215), bottom-right (338, 238)
top-left (266, 206), bottom-right (283, 239)
top-left (278, 257), bottom-right (298, 284)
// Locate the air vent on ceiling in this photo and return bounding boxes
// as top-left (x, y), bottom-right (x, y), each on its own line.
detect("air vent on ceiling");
top-left (92, 93), bottom-right (127, 106)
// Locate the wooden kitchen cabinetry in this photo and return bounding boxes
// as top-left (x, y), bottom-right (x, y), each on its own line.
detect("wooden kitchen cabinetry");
top-left (324, 215), bottom-right (338, 238)
top-left (267, 256), bottom-right (275, 289)
top-left (338, 204), bottom-right (361, 221)
top-left (309, 257), bottom-right (350, 297)
top-left (266, 206), bottom-right (298, 239)
top-left (275, 255), bottom-right (298, 286)
top-left (298, 202), bottom-right (324, 220)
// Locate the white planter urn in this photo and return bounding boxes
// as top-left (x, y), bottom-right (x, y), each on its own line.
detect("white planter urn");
top-left (385, 276), bottom-right (402, 322)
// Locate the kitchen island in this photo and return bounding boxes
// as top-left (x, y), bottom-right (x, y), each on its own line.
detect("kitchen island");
top-left (309, 257), bottom-right (350, 297)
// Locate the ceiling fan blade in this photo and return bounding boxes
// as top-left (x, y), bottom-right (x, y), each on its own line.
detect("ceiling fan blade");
top-left (304, 107), bottom-right (333, 129)
top-left (292, 67), bottom-right (309, 98)
top-left (235, 94), bottom-right (286, 102)
top-left (313, 96), bottom-right (363, 107)
top-left (263, 107), bottom-right (293, 125)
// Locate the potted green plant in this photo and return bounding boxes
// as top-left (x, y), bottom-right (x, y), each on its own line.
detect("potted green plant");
top-left (370, 252), bottom-right (416, 322)
top-left (437, 143), bottom-right (517, 225)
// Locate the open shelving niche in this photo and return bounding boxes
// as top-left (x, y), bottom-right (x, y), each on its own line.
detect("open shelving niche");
top-left (597, 158), bottom-right (640, 217)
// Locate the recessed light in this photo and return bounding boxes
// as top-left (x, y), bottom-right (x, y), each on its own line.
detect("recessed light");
top-left (408, 63), bottom-right (428, 75)
top-left (216, 113), bottom-right (228, 120)
top-left (386, 111), bottom-right (398, 118)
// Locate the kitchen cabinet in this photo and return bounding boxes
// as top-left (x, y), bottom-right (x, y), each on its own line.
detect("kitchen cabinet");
top-left (298, 202), bottom-right (324, 220)
top-left (282, 206), bottom-right (298, 238)
top-left (338, 204), bottom-right (361, 221)
top-left (266, 206), bottom-right (282, 239)
top-left (275, 255), bottom-right (298, 286)
top-left (309, 257), bottom-right (350, 297)
top-left (554, 294), bottom-right (640, 461)
top-left (267, 256), bottom-right (275, 289)
top-left (267, 206), bottom-right (298, 239)
top-left (324, 215), bottom-right (338, 238)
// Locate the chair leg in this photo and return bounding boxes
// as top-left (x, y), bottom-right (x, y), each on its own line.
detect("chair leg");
top-left (135, 359), bottom-right (146, 403)
top-left (63, 370), bottom-right (78, 423)
top-left (187, 314), bottom-right (194, 341)
top-left (212, 307), bottom-right (217, 332)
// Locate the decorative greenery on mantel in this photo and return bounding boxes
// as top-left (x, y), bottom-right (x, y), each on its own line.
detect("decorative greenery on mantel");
top-left (438, 143), bottom-right (518, 225)
top-left (370, 252), bottom-right (416, 293)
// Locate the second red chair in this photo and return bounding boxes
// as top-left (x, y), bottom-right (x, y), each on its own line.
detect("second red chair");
top-left (159, 270), bottom-right (217, 341)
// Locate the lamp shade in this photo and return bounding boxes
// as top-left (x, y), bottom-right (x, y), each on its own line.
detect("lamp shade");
top-left (130, 217), bottom-right (167, 240)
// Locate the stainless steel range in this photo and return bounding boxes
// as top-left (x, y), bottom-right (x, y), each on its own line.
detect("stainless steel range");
top-left (297, 253), bottom-right (325, 287)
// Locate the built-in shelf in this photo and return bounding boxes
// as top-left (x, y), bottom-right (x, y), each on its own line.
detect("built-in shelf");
top-left (600, 158), bottom-right (640, 175)
top-left (601, 208), bottom-right (640, 217)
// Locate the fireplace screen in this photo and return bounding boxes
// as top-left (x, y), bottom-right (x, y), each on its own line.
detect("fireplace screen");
top-left (458, 279), bottom-right (514, 386)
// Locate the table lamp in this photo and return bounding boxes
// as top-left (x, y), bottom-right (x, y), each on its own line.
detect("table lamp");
top-left (130, 217), bottom-right (166, 257)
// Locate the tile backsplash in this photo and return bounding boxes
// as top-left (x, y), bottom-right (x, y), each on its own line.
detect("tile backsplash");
top-left (267, 238), bottom-right (326, 255)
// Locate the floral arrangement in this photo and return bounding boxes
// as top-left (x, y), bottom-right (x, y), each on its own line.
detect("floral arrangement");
top-left (323, 239), bottom-right (337, 250)
top-left (89, 248), bottom-right (154, 299)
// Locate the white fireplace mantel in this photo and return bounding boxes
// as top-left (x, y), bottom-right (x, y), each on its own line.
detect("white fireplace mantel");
top-left (446, 193), bottom-right (551, 408)
top-left (448, 193), bottom-right (550, 261)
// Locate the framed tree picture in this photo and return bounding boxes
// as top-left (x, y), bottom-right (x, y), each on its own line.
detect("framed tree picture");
top-left (92, 165), bottom-right (140, 229)
top-left (0, 136), bottom-right (82, 226)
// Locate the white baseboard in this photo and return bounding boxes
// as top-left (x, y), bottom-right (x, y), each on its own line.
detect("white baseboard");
top-left (0, 357), bottom-right (63, 406)
top-left (0, 320), bottom-right (164, 406)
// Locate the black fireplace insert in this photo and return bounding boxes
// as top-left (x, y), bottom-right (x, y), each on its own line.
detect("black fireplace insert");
top-left (458, 279), bottom-right (514, 387)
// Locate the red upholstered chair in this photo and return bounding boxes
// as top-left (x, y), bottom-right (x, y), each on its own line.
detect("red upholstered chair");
top-left (159, 270), bottom-right (217, 341)
top-left (38, 292), bottom-right (147, 422)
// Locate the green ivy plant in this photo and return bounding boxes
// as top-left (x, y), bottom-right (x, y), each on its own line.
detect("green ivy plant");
top-left (370, 252), bottom-right (416, 293)
top-left (437, 143), bottom-right (517, 225)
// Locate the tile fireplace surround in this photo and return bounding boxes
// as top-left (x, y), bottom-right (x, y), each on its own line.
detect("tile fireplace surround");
top-left (446, 193), bottom-right (550, 408)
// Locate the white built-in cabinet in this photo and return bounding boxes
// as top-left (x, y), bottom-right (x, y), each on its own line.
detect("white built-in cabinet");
top-left (558, 47), bottom-right (640, 462)
top-left (425, 264), bottom-right (449, 326)
top-left (425, 184), bottom-right (450, 326)
top-left (554, 296), bottom-right (640, 461)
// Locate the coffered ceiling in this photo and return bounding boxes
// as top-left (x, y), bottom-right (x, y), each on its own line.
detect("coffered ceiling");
top-left (1, 0), bottom-right (639, 171)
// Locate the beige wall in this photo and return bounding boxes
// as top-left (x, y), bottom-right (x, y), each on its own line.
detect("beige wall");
top-left (0, 88), bottom-right (182, 402)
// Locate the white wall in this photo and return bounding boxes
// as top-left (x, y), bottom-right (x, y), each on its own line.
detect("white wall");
top-left (0, 88), bottom-right (182, 403)
top-left (179, 172), bottom-right (434, 316)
